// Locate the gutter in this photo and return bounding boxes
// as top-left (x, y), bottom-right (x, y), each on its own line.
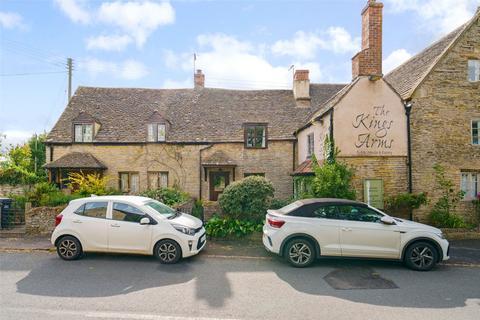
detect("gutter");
top-left (404, 100), bottom-right (414, 220)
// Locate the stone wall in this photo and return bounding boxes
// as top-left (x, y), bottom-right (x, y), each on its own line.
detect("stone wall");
top-left (0, 184), bottom-right (30, 197)
top-left (25, 206), bottom-right (65, 235)
top-left (410, 17), bottom-right (480, 222)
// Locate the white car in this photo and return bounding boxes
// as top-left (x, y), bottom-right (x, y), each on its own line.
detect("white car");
top-left (263, 199), bottom-right (450, 271)
top-left (51, 195), bottom-right (206, 264)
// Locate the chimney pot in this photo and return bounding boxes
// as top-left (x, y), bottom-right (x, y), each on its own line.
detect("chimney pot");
top-left (194, 69), bottom-right (205, 89)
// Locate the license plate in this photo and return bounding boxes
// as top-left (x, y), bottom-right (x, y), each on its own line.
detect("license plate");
top-left (200, 234), bottom-right (206, 243)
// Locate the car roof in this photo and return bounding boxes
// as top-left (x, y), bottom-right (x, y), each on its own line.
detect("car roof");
top-left (295, 198), bottom-right (367, 206)
top-left (70, 195), bottom-right (152, 206)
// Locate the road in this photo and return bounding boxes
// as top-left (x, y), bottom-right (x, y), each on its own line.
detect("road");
top-left (1, 251), bottom-right (479, 320)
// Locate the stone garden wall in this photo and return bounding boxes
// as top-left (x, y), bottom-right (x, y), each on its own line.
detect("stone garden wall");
top-left (25, 206), bottom-right (65, 235)
top-left (0, 184), bottom-right (30, 197)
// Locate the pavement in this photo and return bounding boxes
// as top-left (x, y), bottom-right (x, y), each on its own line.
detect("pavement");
top-left (1, 251), bottom-right (480, 320)
top-left (1, 236), bottom-right (480, 266)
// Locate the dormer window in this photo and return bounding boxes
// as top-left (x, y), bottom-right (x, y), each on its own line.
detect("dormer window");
top-left (74, 124), bottom-right (93, 142)
top-left (147, 123), bottom-right (166, 142)
top-left (244, 123), bottom-right (267, 149)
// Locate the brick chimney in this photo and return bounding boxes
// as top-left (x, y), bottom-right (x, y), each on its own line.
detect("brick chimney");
top-left (293, 70), bottom-right (310, 106)
top-left (194, 69), bottom-right (205, 89)
top-left (352, 0), bottom-right (383, 79)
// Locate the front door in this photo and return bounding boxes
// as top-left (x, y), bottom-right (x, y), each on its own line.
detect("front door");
top-left (209, 171), bottom-right (230, 201)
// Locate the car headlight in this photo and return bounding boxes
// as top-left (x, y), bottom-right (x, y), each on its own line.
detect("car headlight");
top-left (172, 224), bottom-right (196, 236)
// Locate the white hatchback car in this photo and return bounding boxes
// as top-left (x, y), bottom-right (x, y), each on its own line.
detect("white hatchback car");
top-left (263, 199), bottom-right (450, 271)
top-left (51, 195), bottom-right (206, 264)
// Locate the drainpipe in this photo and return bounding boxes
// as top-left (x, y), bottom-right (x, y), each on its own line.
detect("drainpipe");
top-left (198, 144), bottom-right (213, 200)
top-left (404, 100), bottom-right (413, 220)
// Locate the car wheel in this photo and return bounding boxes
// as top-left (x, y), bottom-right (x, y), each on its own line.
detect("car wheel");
top-left (285, 238), bottom-right (315, 268)
top-left (56, 236), bottom-right (83, 261)
top-left (154, 239), bottom-right (182, 264)
top-left (404, 241), bottom-right (438, 271)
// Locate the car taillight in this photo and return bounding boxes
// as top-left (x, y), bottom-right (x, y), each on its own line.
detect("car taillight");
top-left (267, 217), bottom-right (285, 228)
top-left (55, 214), bottom-right (63, 227)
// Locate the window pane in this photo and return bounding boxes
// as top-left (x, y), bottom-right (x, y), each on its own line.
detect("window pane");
top-left (112, 202), bottom-right (145, 223)
top-left (337, 205), bottom-right (383, 222)
top-left (148, 172), bottom-right (158, 189)
top-left (82, 202), bottom-right (108, 219)
top-left (74, 125), bottom-right (83, 142)
top-left (160, 172), bottom-right (168, 188)
top-left (130, 173), bottom-right (139, 193)
top-left (473, 121), bottom-right (479, 145)
top-left (120, 173), bottom-right (129, 192)
top-left (313, 206), bottom-right (339, 219)
top-left (468, 60), bottom-right (480, 82)
top-left (157, 124), bottom-right (166, 142)
top-left (83, 125), bottom-right (93, 142)
top-left (246, 127), bottom-right (255, 147)
top-left (147, 124), bottom-right (155, 142)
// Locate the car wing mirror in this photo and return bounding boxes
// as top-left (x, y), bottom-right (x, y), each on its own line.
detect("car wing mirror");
top-left (140, 217), bottom-right (151, 225)
top-left (380, 216), bottom-right (396, 225)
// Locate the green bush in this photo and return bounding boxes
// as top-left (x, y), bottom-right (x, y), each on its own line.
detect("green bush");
top-left (385, 193), bottom-right (428, 211)
top-left (268, 198), bottom-right (290, 210)
top-left (205, 215), bottom-right (263, 238)
top-left (27, 182), bottom-right (80, 207)
top-left (191, 198), bottom-right (205, 221)
top-left (311, 161), bottom-right (356, 200)
top-left (429, 209), bottom-right (467, 228)
top-left (140, 187), bottom-right (189, 207)
top-left (218, 175), bottom-right (274, 222)
top-left (67, 172), bottom-right (118, 196)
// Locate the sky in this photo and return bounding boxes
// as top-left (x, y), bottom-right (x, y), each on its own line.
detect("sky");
top-left (1, 0), bottom-right (479, 147)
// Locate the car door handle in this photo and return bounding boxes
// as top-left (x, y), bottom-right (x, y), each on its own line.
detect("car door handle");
top-left (72, 220), bottom-right (82, 224)
top-left (110, 224), bottom-right (120, 228)
top-left (341, 227), bottom-right (352, 232)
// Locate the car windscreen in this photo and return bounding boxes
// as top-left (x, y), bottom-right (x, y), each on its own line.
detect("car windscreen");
top-left (277, 201), bottom-right (302, 214)
top-left (143, 200), bottom-right (176, 218)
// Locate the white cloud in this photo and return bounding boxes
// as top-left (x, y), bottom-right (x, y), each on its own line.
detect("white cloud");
top-left (163, 78), bottom-right (192, 89)
top-left (1, 130), bottom-right (33, 148)
top-left (271, 27), bottom-right (360, 59)
top-left (79, 58), bottom-right (149, 80)
top-left (386, 0), bottom-right (478, 35)
top-left (97, 1), bottom-right (175, 47)
top-left (164, 33), bottom-right (324, 90)
top-left (54, 0), bottom-right (91, 25)
top-left (0, 11), bottom-right (24, 29)
top-left (86, 34), bottom-right (133, 51)
top-left (383, 49), bottom-right (412, 73)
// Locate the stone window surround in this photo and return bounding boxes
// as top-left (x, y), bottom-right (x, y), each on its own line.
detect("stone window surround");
top-left (472, 119), bottom-right (479, 146)
top-left (243, 123), bottom-right (268, 149)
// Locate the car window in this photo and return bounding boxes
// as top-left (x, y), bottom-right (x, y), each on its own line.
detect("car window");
top-left (336, 205), bottom-right (383, 222)
top-left (288, 203), bottom-right (321, 217)
top-left (313, 205), bottom-right (340, 219)
top-left (74, 202), bottom-right (108, 219)
top-left (112, 202), bottom-right (146, 223)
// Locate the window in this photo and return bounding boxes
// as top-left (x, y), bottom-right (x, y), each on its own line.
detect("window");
top-left (148, 171), bottom-right (169, 189)
top-left (119, 172), bottom-right (139, 193)
top-left (336, 205), bottom-right (383, 223)
top-left (313, 205), bottom-right (340, 219)
top-left (244, 124), bottom-right (267, 148)
top-left (307, 133), bottom-right (314, 158)
top-left (468, 60), bottom-right (480, 82)
top-left (244, 172), bottom-right (265, 178)
top-left (147, 123), bottom-right (166, 142)
top-left (472, 120), bottom-right (479, 145)
top-left (74, 202), bottom-right (108, 219)
top-left (74, 124), bottom-right (93, 142)
top-left (461, 172), bottom-right (479, 200)
top-left (112, 202), bottom-right (146, 223)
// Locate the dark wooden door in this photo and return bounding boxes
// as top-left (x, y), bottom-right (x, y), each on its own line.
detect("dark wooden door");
top-left (209, 171), bottom-right (230, 201)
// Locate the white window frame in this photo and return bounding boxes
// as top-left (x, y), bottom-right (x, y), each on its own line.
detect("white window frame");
top-left (472, 119), bottom-right (479, 146)
top-left (74, 124), bottom-right (93, 142)
top-left (467, 59), bottom-right (480, 82)
top-left (461, 172), bottom-right (479, 201)
top-left (147, 123), bottom-right (166, 142)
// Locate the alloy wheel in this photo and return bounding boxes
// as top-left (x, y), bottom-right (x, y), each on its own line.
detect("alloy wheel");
top-left (59, 239), bottom-right (77, 258)
top-left (289, 243), bottom-right (312, 265)
top-left (410, 246), bottom-right (434, 269)
top-left (158, 242), bottom-right (177, 263)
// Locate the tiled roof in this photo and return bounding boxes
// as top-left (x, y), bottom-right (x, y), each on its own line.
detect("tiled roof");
top-left (47, 84), bottom-right (345, 144)
top-left (385, 24), bottom-right (468, 99)
top-left (292, 159), bottom-right (314, 176)
top-left (202, 150), bottom-right (236, 166)
top-left (44, 152), bottom-right (107, 169)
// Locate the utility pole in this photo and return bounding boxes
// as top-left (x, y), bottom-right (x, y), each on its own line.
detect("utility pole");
top-left (34, 134), bottom-right (37, 174)
top-left (67, 58), bottom-right (73, 102)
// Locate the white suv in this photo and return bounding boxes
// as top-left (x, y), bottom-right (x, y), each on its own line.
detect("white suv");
top-left (51, 195), bottom-right (206, 264)
top-left (263, 199), bottom-right (449, 271)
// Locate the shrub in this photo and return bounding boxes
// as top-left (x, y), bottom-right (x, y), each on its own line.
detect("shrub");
top-left (385, 193), bottom-right (428, 214)
top-left (218, 175), bottom-right (274, 222)
top-left (26, 182), bottom-right (80, 207)
top-left (268, 198), bottom-right (290, 210)
top-left (205, 215), bottom-right (263, 238)
top-left (67, 172), bottom-right (116, 196)
top-left (191, 198), bottom-right (205, 221)
top-left (311, 161), bottom-right (356, 200)
top-left (140, 187), bottom-right (189, 207)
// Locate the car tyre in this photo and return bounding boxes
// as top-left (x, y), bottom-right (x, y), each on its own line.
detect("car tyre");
top-left (404, 241), bottom-right (438, 271)
top-left (56, 236), bottom-right (83, 261)
top-left (285, 238), bottom-right (315, 268)
top-left (154, 239), bottom-right (182, 264)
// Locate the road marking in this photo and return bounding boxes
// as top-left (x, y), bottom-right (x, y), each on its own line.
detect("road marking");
top-left (2, 307), bottom-right (240, 320)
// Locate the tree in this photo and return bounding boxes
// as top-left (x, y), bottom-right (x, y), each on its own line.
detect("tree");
top-left (28, 133), bottom-right (47, 178)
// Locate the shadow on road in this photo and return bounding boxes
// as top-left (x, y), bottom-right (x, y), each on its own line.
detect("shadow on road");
top-left (7, 250), bottom-right (480, 309)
